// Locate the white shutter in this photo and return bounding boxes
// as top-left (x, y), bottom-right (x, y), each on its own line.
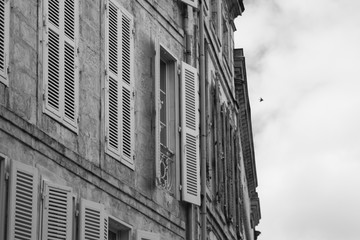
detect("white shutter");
top-left (105, 0), bottom-right (121, 157)
top-left (105, 1), bottom-right (134, 167)
top-left (104, 215), bottom-right (108, 240)
top-left (180, 62), bottom-right (200, 205)
top-left (41, 181), bottom-right (73, 240)
top-left (0, 0), bottom-right (10, 85)
top-left (154, 37), bottom-right (161, 181)
top-left (44, 0), bottom-right (61, 116)
top-left (79, 198), bottom-right (105, 240)
top-left (8, 160), bottom-right (39, 240)
top-left (63, 0), bottom-right (79, 127)
top-left (179, 0), bottom-right (198, 9)
top-left (120, 9), bottom-right (134, 165)
top-left (44, 0), bottom-right (78, 129)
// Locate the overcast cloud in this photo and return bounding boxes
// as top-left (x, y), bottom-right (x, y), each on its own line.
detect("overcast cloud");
top-left (234, 0), bottom-right (360, 239)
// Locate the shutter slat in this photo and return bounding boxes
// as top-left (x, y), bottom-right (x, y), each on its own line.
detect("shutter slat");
top-left (42, 181), bottom-right (73, 240)
top-left (8, 161), bottom-right (39, 240)
top-left (0, 0), bottom-right (5, 72)
top-left (105, 1), bottom-right (134, 166)
top-left (181, 62), bottom-right (200, 205)
top-left (79, 199), bottom-right (105, 240)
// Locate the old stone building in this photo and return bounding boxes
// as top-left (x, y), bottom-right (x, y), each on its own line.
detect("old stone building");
top-left (0, 0), bottom-right (260, 239)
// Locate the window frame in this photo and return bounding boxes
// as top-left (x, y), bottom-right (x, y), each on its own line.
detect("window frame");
top-left (155, 44), bottom-right (179, 195)
top-left (137, 230), bottom-right (160, 240)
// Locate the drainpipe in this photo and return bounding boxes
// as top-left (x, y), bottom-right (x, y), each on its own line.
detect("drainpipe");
top-left (199, 1), bottom-right (207, 240)
top-left (184, 4), bottom-right (194, 240)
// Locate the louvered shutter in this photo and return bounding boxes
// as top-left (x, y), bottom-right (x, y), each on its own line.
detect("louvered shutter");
top-left (154, 37), bottom-right (161, 181)
top-left (120, 9), bottom-right (134, 165)
top-left (179, 0), bottom-right (198, 9)
top-left (79, 198), bottom-right (105, 240)
top-left (63, 0), bottom-right (79, 127)
top-left (41, 181), bottom-right (73, 240)
top-left (105, 1), bottom-right (134, 167)
top-left (180, 62), bottom-right (200, 205)
top-left (44, 0), bottom-right (78, 130)
top-left (8, 160), bottom-right (39, 240)
top-left (105, 0), bottom-right (121, 157)
top-left (104, 215), bottom-right (108, 240)
top-left (0, 0), bottom-right (9, 84)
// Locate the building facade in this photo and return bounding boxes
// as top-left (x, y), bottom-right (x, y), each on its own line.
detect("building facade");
top-left (0, 0), bottom-right (260, 239)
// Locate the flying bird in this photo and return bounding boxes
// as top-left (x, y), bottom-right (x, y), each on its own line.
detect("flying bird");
top-left (259, 98), bottom-right (264, 102)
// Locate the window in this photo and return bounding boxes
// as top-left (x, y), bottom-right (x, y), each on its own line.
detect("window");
top-left (137, 230), bottom-right (160, 240)
top-left (155, 46), bottom-right (177, 193)
top-left (80, 198), bottom-right (132, 240)
top-left (108, 216), bottom-right (132, 240)
top-left (211, 0), bottom-right (222, 44)
top-left (179, 0), bottom-right (198, 8)
top-left (105, 0), bottom-right (134, 168)
top-left (0, 0), bottom-right (10, 85)
top-left (43, 0), bottom-right (79, 131)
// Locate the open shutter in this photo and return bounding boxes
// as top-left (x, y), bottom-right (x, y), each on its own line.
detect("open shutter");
top-left (104, 214), bottom-right (108, 240)
top-left (154, 37), bottom-right (161, 181)
top-left (181, 62), bottom-right (200, 205)
top-left (79, 198), bottom-right (105, 240)
top-left (63, 0), bottom-right (79, 127)
top-left (0, 0), bottom-right (10, 84)
top-left (120, 9), bottom-right (134, 165)
top-left (43, 0), bottom-right (78, 129)
top-left (41, 181), bottom-right (73, 240)
top-left (179, 0), bottom-right (198, 9)
top-left (8, 160), bottom-right (39, 240)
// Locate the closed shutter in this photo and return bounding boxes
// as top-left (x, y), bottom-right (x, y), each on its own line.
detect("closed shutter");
top-left (43, 0), bottom-right (78, 130)
top-left (180, 61), bottom-right (200, 206)
top-left (105, 0), bottom-right (134, 167)
top-left (8, 160), bottom-right (39, 240)
top-left (41, 181), bottom-right (73, 240)
top-left (63, 0), bottom-right (79, 127)
top-left (79, 198), bottom-right (105, 240)
top-left (120, 10), bottom-right (134, 164)
top-left (179, 0), bottom-right (198, 9)
top-left (105, 0), bottom-right (121, 157)
top-left (0, 0), bottom-right (9, 84)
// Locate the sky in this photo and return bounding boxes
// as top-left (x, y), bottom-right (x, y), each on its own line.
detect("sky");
top-left (234, 0), bottom-right (360, 239)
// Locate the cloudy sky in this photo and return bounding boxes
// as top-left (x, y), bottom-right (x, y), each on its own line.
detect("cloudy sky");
top-left (234, 0), bottom-right (360, 239)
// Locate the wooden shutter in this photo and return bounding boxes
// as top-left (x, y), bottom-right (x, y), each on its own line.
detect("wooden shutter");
top-left (0, 0), bottom-right (9, 84)
top-left (181, 62), bottom-right (200, 205)
top-left (179, 0), bottom-right (198, 9)
top-left (154, 37), bottom-right (161, 180)
top-left (8, 160), bottom-right (39, 240)
top-left (105, 1), bottom-right (134, 167)
top-left (105, 0), bottom-right (121, 157)
top-left (120, 9), bottom-right (134, 165)
top-left (41, 181), bottom-right (73, 240)
top-left (44, 0), bottom-right (78, 129)
top-left (104, 215), bottom-right (108, 240)
top-left (63, 0), bottom-right (79, 127)
top-left (79, 198), bottom-right (105, 240)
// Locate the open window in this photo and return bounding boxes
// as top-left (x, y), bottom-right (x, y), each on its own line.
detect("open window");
top-left (155, 45), bottom-right (178, 193)
top-left (108, 216), bottom-right (132, 240)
